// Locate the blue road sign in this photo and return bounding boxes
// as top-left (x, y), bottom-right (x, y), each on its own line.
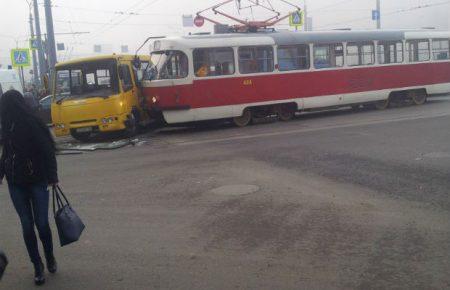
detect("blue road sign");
top-left (30, 38), bottom-right (38, 50)
top-left (372, 10), bottom-right (380, 21)
top-left (10, 49), bottom-right (31, 67)
top-left (289, 11), bottom-right (304, 27)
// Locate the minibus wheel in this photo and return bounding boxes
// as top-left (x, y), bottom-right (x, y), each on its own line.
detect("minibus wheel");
top-left (232, 109), bottom-right (252, 127)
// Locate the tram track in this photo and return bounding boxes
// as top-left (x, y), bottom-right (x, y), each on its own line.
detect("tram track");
top-left (165, 96), bottom-right (450, 147)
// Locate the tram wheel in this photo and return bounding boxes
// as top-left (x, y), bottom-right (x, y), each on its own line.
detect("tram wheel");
top-left (374, 98), bottom-right (390, 110)
top-left (409, 90), bottom-right (428, 105)
top-left (275, 104), bottom-right (295, 122)
top-left (232, 109), bottom-right (252, 127)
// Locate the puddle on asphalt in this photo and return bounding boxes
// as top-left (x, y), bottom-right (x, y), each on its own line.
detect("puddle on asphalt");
top-left (211, 185), bottom-right (260, 196)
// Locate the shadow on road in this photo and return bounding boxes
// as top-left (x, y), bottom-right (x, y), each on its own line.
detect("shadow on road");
top-left (55, 95), bottom-right (450, 147)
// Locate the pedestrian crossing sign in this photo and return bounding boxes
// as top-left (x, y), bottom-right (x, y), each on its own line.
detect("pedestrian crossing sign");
top-left (10, 48), bottom-right (31, 67)
top-left (30, 38), bottom-right (39, 50)
top-left (289, 11), bottom-right (304, 28)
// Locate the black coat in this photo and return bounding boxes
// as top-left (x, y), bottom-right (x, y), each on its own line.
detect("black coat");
top-left (0, 120), bottom-right (58, 185)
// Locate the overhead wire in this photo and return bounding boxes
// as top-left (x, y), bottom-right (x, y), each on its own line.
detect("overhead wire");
top-left (65, 8), bottom-right (80, 61)
top-left (59, 0), bottom-right (165, 52)
top-left (51, 19), bottom-right (179, 26)
top-left (48, 4), bottom-right (179, 17)
top-left (268, 0), bottom-right (363, 28)
top-left (50, 0), bottom-right (153, 56)
top-left (316, 0), bottom-right (450, 29)
top-left (309, 0), bottom-right (362, 13)
top-left (82, 0), bottom-right (162, 42)
top-left (78, 0), bottom-right (151, 42)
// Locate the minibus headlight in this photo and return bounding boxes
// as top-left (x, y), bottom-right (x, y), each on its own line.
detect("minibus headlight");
top-left (101, 117), bottom-right (115, 124)
top-left (55, 123), bottom-right (65, 129)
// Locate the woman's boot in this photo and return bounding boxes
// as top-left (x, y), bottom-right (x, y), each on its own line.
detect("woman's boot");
top-left (46, 254), bottom-right (57, 274)
top-left (33, 261), bottom-right (45, 286)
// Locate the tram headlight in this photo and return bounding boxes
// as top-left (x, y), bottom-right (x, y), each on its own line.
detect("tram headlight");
top-left (55, 123), bottom-right (65, 129)
top-left (151, 96), bottom-right (159, 104)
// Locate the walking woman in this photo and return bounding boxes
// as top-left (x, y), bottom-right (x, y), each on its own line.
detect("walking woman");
top-left (0, 90), bottom-right (58, 286)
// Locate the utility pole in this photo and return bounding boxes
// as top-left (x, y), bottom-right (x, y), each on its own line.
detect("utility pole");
top-left (376, 0), bottom-right (381, 29)
top-left (33, 0), bottom-right (47, 84)
top-left (44, 0), bottom-right (57, 91)
top-left (29, 11), bottom-right (39, 85)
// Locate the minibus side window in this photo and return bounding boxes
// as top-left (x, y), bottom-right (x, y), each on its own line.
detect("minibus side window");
top-left (346, 42), bottom-right (375, 66)
top-left (194, 47), bottom-right (235, 77)
top-left (120, 65), bottom-right (133, 92)
top-left (238, 46), bottom-right (274, 74)
top-left (432, 39), bottom-right (450, 60)
top-left (407, 39), bottom-right (430, 62)
top-left (313, 43), bottom-right (344, 69)
top-left (277, 45), bottom-right (310, 71)
top-left (378, 41), bottom-right (403, 64)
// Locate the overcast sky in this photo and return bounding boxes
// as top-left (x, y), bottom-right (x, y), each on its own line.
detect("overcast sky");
top-left (0, 0), bottom-right (449, 66)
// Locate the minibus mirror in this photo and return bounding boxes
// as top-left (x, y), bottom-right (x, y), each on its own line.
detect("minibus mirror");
top-left (133, 56), bottom-right (141, 70)
top-left (136, 71), bottom-right (144, 86)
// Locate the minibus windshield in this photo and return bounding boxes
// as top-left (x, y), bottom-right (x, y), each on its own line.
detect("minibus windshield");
top-left (54, 60), bottom-right (119, 102)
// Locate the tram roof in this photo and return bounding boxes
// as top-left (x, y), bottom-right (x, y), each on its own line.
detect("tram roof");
top-left (157, 30), bottom-right (450, 49)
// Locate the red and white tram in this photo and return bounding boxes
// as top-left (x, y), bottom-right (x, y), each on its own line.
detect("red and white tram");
top-left (142, 30), bottom-right (450, 127)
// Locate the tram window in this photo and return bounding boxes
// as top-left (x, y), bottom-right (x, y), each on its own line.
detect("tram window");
top-left (406, 39), bottom-right (430, 62)
top-left (239, 46), bottom-right (274, 74)
top-left (432, 39), bottom-right (450, 60)
top-left (159, 51), bottom-right (189, 79)
top-left (193, 47), bottom-right (235, 77)
top-left (346, 42), bottom-right (375, 66)
top-left (277, 45), bottom-right (310, 71)
top-left (313, 44), bottom-right (344, 69)
top-left (378, 41), bottom-right (403, 64)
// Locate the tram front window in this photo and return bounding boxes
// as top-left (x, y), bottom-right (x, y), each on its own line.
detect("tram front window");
top-left (149, 50), bottom-right (189, 80)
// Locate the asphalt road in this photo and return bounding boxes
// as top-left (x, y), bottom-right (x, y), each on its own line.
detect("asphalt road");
top-left (1, 96), bottom-right (450, 290)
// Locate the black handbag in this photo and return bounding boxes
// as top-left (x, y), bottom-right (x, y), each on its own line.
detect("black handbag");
top-left (52, 185), bottom-right (86, 247)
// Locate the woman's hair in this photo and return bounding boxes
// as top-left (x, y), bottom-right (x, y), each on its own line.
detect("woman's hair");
top-left (0, 90), bottom-right (55, 148)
